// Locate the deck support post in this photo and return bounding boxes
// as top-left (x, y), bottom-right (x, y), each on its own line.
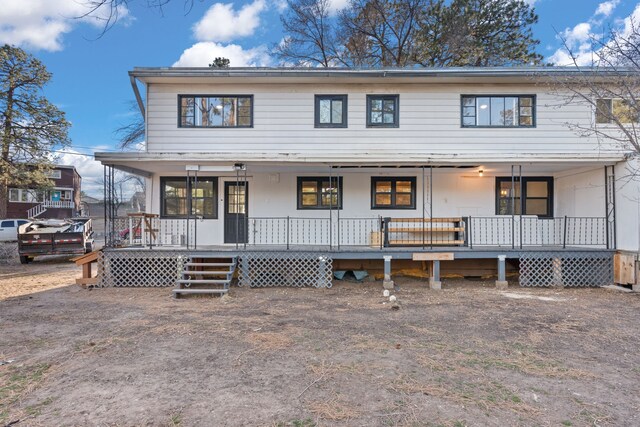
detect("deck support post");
top-left (496, 255), bottom-right (508, 289)
top-left (429, 260), bottom-right (442, 290)
top-left (382, 255), bottom-right (394, 290)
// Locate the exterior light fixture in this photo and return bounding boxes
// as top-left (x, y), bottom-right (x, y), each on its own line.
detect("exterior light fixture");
top-left (478, 169), bottom-right (484, 177)
top-left (233, 163), bottom-right (245, 171)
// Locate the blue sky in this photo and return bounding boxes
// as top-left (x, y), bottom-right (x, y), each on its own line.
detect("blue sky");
top-left (1, 0), bottom-right (639, 195)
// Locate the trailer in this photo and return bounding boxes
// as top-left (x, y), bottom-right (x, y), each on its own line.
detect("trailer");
top-left (18, 218), bottom-right (94, 264)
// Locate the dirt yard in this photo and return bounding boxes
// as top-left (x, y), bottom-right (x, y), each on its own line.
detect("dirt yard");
top-left (1, 256), bottom-right (640, 427)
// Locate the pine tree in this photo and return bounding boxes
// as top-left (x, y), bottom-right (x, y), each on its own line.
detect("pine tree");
top-left (0, 45), bottom-right (70, 218)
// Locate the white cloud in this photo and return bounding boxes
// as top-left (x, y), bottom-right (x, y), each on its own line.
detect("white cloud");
top-left (173, 42), bottom-right (271, 67)
top-left (547, 0), bottom-right (629, 65)
top-left (595, 0), bottom-right (620, 18)
top-left (273, 0), bottom-right (288, 13)
top-left (0, 0), bottom-right (131, 51)
top-left (193, 0), bottom-right (266, 43)
top-left (328, 0), bottom-right (350, 13)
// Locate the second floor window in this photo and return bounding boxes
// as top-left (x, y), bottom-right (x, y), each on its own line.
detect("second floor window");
top-left (596, 98), bottom-right (638, 124)
top-left (462, 95), bottom-right (534, 127)
top-left (315, 95), bottom-right (347, 128)
top-left (367, 95), bottom-right (399, 127)
top-left (179, 95), bottom-right (252, 128)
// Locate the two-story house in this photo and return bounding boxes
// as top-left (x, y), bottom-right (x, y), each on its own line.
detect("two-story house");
top-left (5, 165), bottom-right (82, 220)
top-left (94, 67), bottom-right (639, 292)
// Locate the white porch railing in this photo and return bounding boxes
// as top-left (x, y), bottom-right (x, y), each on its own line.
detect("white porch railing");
top-left (43, 200), bottom-right (75, 209)
top-left (109, 217), bottom-right (195, 247)
top-left (105, 215), bottom-right (610, 250)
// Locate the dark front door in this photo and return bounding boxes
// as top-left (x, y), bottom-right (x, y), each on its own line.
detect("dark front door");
top-left (224, 181), bottom-right (248, 244)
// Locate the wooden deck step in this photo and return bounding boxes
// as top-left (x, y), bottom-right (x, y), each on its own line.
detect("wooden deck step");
top-left (184, 262), bottom-right (235, 267)
top-left (388, 227), bottom-right (464, 232)
top-left (183, 271), bottom-right (232, 276)
top-left (177, 279), bottom-right (230, 285)
top-left (173, 288), bottom-right (228, 295)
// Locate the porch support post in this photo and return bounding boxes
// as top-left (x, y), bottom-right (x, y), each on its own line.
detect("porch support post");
top-left (329, 164), bottom-right (333, 249)
top-left (430, 166), bottom-right (433, 249)
top-left (235, 165), bottom-right (240, 250)
top-left (421, 166), bottom-right (425, 249)
top-left (496, 255), bottom-right (508, 290)
top-left (511, 165), bottom-right (515, 249)
top-left (383, 255), bottom-right (394, 290)
top-left (519, 165), bottom-right (523, 249)
top-left (430, 260), bottom-right (442, 290)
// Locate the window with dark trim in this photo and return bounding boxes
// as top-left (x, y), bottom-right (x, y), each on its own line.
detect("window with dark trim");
top-left (595, 98), bottom-right (639, 124)
top-left (297, 177), bottom-right (343, 209)
top-left (462, 95), bottom-right (535, 127)
top-left (315, 95), bottom-right (347, 128)
top-left (367, 95), bottom-right (399, 127)
top-left (495, 177), bottom-right (553, 217)
top-left (161, 177), bottom-right (218, 218)
top-left (371, 177), bottom-right (416, 209)
top-left (179, 95), bottom-right (253, 128)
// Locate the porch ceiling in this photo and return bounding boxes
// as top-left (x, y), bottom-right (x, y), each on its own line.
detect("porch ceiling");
top-left (95, 151), bottom-right (624, 176)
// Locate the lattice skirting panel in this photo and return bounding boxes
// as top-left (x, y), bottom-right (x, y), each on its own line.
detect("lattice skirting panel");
top-left (98, 250), bottom-right (188, 287)
top-left (519, 251), bottom-right (613, 287)
top-left (238, 252), bottom-right (333, 288)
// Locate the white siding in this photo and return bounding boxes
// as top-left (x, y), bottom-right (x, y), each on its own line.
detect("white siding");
top-left (145, 82), bottom-right (619, 157)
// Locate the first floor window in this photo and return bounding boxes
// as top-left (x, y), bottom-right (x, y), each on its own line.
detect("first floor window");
top-left (371, 177), bottom-right (416, 209)
top-left (367, 95), bottom-right (399, 127)
top-left (297, 177), bottom-right (343, 209)
top-left (179, 95), bottom-right (253, 127)
top-left (161, 177), bottom-right (218, 218)
top-left (462, 95), bottom-right (534, 127)
top-left (496, 177), bottom-right (553, 217)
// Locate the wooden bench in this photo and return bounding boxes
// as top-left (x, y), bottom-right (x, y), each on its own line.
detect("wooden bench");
top-left (379, 217), bottom-right (466, 247)
top-left (71, 250), bottom-right (100, 288)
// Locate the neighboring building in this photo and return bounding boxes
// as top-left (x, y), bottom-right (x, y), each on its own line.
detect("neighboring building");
top-left (6, 165), bottom-right (82, 220)
top-left (94, 67), bottom-right (640, 289)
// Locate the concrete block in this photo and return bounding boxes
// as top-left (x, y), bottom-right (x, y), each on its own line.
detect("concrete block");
top-left (495, 280), bottom-right (508, 290)
top-left (429, 278), bottom-right (442, 290)
top-left (383, 280), bottom-right (395, 290)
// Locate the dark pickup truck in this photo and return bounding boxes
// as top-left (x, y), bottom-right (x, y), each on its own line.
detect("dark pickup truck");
top-left (18, 218), bottom-right (94, 264)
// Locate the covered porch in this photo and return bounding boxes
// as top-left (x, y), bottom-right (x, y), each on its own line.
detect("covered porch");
top-left (96, 155), bottom-right (617, 252)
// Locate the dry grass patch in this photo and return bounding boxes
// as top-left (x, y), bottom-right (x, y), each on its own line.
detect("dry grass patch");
top-left (247, 331), bottom-right (295, 350)
top-left (0, 363), bottom-right (50, 422)
top-left (306, 397), bottom-right (360, 421)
